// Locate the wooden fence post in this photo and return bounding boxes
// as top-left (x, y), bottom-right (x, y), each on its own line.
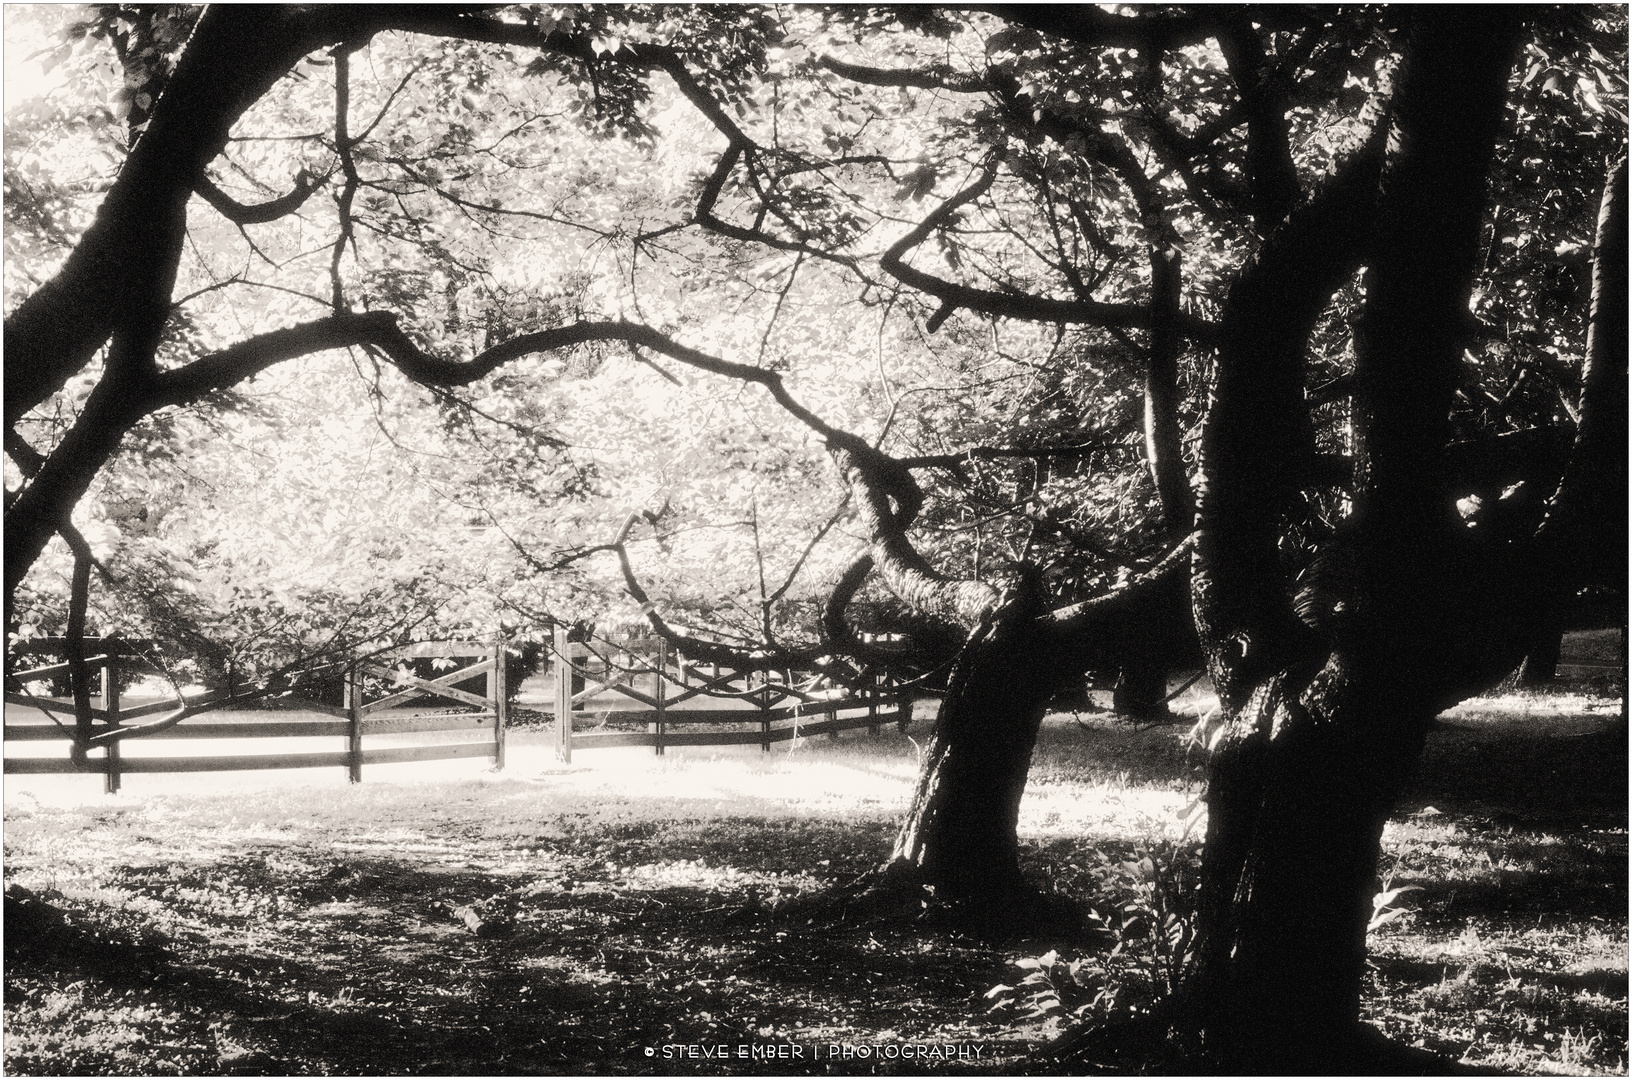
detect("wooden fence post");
top-left (653, 638), bottom-right (667, 757)
top-left (827, 671), bottom-right (839, 740)
top-left (868, 669), bottom-right (880, 737)
top-left (102, 651), bottom-right (121, 794)
top-left (346, 660), bottom-right (364, 783)
top-left (759, 668), bottom-right (771, 753)
top-left (553, 625), bottom-right (572, 763)
top-left (897, 687), bottom-right (912, 733)
top-left (491, 635), bottom-right (507, 770)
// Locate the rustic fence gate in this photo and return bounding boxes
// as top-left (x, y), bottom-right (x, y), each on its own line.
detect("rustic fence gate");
top-left (4, 638), bottom-right (507, 787)
top-left (548, 627), bottom-right (910, 761)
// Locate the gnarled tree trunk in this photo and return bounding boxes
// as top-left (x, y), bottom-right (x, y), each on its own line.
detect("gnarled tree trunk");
top-left (887, 596), bottom-right (1067, 908)
top-left (882, 540), bottom-right (1199, 916)
top-left (1188, 11), bottom-right (1530, 1070)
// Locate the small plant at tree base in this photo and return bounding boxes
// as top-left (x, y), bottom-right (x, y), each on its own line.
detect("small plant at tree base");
top-left (985, 948), bottom-right (1111, 1031)
top-left (988, 832), bottom-right (1203, 1034)
top-left (1368, 872), bottom-right (1423, 933)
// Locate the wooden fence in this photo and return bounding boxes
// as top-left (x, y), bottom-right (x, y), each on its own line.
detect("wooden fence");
top-left (4, 638), bottom-right (507, 791)
top-left (548, 627), bottom-right (909, 761)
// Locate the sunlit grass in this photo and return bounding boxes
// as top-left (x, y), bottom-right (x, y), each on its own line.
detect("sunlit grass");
top-left (1360, 694), bottom-right (1628, 1074)
top-left (5, 688), bottom-right (1624, 1073)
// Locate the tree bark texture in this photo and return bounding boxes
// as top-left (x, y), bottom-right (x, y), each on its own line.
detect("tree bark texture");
top-left (1188, 10), bottom-right (1525, 1070)
top-left (887, 601), bottom-right (1065, 905)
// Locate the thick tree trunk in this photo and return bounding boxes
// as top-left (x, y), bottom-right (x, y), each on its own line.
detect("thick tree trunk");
top-left (1187, 11), bottom-right (1523, 1070)
top-left (1112, 663), bottom-right (1172, 721)
top-left (886, 615), bottom-right (1063, 907)
top-left (1193, 668), bottom-right (1433, 1070)
top-left (885, 544), bottom-right (1198, 915)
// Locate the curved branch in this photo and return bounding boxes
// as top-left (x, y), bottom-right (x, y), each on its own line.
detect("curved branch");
top-left (880, 157), bottom-right (1217, 341)
top-left (195, 169), bottom-right (324, 225)
top-left (820, 554), bottom-right (876, 649)
top-left (819, 47), bottom-right (1250, 221)
top-left (817, 55), bottom-right (986, 93)
top-left (153, 314), bottom-right (855, 425)
top-left (609, 513), bottom-right (826, 669)
top-left (1051, 533), bottom-right (1196, 628)
top-left (830, 444), bottom-right (1005, 629)
top-left (684, 142), bottom-right (872, 276)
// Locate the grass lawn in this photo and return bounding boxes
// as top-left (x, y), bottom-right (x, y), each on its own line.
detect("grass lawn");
top-left (3, 687), bottom-right (1625, 1075)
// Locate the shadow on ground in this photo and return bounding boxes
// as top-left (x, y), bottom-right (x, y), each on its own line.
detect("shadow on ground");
top-left (4, 696), bottom-right (1625, 1075)
top-left (5, 817), bottom-right (1047, 1076)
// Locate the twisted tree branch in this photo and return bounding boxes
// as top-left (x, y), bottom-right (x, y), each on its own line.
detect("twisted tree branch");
top-left (195, 170), bottom-right (325, 225)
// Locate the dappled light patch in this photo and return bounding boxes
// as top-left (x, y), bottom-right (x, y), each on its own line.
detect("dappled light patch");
top-left (6, 695), bottom-right (1625, 1073)
top-left (1352, 701), bottom-right (1629, 1073)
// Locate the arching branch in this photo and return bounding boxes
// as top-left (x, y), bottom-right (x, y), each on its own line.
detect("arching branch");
top-left (609, 512), bottom-right (827, 670)
top-left (195, 169), bottom-right (325, 225)
top-left (816, 55), bottom-right (986, 93)
top-left (830, 444), bottom-right (1005, 629)
top-left (879, 156), bottom-right (1217, 341)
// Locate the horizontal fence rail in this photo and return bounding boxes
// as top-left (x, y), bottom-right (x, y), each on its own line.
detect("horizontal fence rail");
top-left (5, 638), bottom-right (507, 790)
top-left (547, 627), bottom-right (911, 762)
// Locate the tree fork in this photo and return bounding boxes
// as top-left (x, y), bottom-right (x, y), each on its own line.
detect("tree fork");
top-left (1189, 9), bottom-right (1525, 1069)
